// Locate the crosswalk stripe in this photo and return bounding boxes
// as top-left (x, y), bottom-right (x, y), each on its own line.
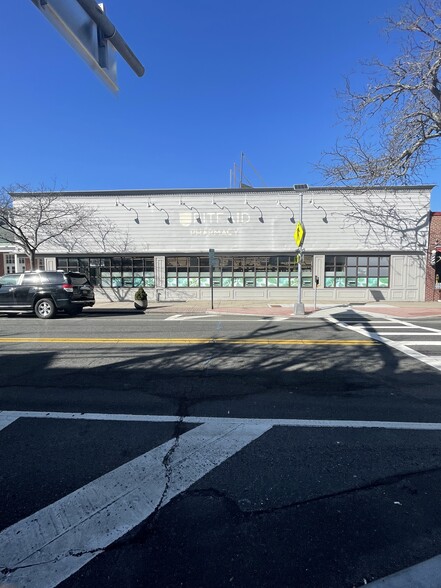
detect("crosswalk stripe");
top-left (0, 416), bottom-right (18, 432)
top-left (364, 316), bottom-right (441, 333)
top-left (363, 332), bottom-right (441, 336)
top-left (396, 341), bottom-right (441, 346)
top-left (368, 554), bottom-right (441, 587)
top-left (0, 421), bottom-right (271, 588)
top-left (359, 325), bottom-right (429, 329)
top-left (327, 316), bottom-right (441, 372)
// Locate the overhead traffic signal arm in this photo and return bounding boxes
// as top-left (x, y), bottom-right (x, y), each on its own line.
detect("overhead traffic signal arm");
top-left (75, 0), bottom-right (144, 77)
top-left (30, 0), bottom-right (145, 91)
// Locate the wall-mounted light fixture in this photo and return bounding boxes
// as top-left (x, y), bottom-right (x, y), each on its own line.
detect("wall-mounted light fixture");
top-left (115, 196), bottom-right (140, 224)
top-left (179, 197), bottom-right (202, 223)
top-left (147, 198), bottom-right (170, 224)
top-left (276, 199), bottom-right (295, 223)
top-left (309, 199), bottom-right (328, 223)
top-left (212, 197), bottom-right (233, 223)
top-left (244, 195), bottom-right (264, 223)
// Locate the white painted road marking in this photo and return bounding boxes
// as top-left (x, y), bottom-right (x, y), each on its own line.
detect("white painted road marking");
top-left (368, 554), bottom-right (441, 587)
top-left (165, 314), bottom-right (215, 320)
top-left (4, 410), bottom-right (441, 430)
top-left (3, 411), bottom-right (441, 586)
top-left (360, 325), bottom-right (432, 329)
top-left (163, 314), bottom-right (291, 322)
top-left (0, 420), bottom-right (271, 588)
top-left (397, 341), bottom-right (441, 346)
top-left (0, 415), bottom-right (18, 432)
top-left (364, 332), bottom-right (441, 336)
top-left (327, 316), bottom-right (441, 372)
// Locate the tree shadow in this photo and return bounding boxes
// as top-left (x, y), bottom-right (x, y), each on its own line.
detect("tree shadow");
top-left (0, 309), bottom-right (439, 422)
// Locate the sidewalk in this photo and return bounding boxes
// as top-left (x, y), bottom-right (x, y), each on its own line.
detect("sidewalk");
top-left (87, 299), bottom-right (441, 319)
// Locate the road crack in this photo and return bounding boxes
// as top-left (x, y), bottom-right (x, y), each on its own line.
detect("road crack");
top-left (180, 464), bottom-right (441, 519)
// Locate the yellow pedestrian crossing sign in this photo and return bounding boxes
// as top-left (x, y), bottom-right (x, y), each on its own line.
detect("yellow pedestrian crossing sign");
top-left (294, 222), bottom-right (305, 247)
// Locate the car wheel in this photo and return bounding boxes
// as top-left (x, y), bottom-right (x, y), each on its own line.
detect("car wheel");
top-left (34, 298), bottom-right (56, 319)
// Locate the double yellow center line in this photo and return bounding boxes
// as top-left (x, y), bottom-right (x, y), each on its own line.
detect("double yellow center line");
top-left (0, 337), bottom-right (377, 346)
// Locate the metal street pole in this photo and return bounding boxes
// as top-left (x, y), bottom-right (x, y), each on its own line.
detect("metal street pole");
top-left (293, 184), bottom-right (308, 315)
top-left (296, 191), bottom-right (304, 314)
top-left (209, 248), bottom-right (215, 310)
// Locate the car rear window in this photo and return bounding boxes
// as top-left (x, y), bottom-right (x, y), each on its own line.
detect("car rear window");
top-left (40, 272), bottom-right (65, 284)
top-left (67, 273), bottom-right (91, 286)
top-left (22, 274), bottom-right (42, 285)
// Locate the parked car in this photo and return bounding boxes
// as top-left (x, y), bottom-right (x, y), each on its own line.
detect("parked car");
top-left (0, 271), bottom-right (95, 319)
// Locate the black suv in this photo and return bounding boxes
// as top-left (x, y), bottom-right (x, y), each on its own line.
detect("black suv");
top-left (0, 271), bottom-right (95, 319)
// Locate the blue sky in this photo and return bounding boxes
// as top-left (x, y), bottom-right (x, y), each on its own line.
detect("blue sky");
top-left (1, 0), bottom-right (440, 210)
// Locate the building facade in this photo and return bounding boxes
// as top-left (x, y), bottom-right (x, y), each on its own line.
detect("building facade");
top-left (7, 185), bottom-right (435, 303)
top-left (426, 211), bottom-right (441, 301)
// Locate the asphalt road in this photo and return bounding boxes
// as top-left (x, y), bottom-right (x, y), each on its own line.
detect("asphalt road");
top-left (1, 311), bottom-right (441, 587)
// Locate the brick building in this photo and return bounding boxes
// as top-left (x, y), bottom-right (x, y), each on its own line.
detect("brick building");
top-left (426, 211), bottom-right (441, 301)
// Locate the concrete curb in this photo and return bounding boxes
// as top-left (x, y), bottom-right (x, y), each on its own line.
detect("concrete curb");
top-left (84, 301), bottom-right (441, 320)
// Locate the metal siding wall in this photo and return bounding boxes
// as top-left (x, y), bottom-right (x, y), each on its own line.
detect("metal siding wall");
top-left (34, 188), bottom-right (429, 255)
top-left (22, 187), bottom-right (431, 302)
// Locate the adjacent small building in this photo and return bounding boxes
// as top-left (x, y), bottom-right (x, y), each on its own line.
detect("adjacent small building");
top-left (426, 211), bottom-right (441, 301)
top-left (4, 184), bottom-right (440, 303)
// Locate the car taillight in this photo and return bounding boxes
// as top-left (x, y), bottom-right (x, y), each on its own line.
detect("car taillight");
top-left (62, 283), bottom-right (74, 293)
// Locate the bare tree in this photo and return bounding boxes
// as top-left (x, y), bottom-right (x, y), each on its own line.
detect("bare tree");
top-left (0, 184), bottom-right (96, 270)
top-left (320, 0), bottom-right (441, 186)
top-left (52, 216), bottom-right (134, 254)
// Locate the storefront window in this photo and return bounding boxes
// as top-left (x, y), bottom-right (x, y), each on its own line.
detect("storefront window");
top-left (56, 256), bottom-right (155, 288)
top-left (165, 255), bottom-right (313, 287)
top-left (325, 255), bottom-right (390, 288)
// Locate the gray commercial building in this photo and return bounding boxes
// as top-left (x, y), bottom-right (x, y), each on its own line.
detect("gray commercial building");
top-left (8, 185), bottom-right (434, 303)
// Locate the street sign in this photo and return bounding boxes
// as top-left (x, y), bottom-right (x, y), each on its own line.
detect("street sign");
top-left (209, 248), bottom-right (216, 267)
top-left (294, 221), bottom-right (305, 248)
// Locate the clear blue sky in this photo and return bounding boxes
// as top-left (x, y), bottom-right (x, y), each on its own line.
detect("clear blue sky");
top-left (1, 0), bottom-right (440, 210)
